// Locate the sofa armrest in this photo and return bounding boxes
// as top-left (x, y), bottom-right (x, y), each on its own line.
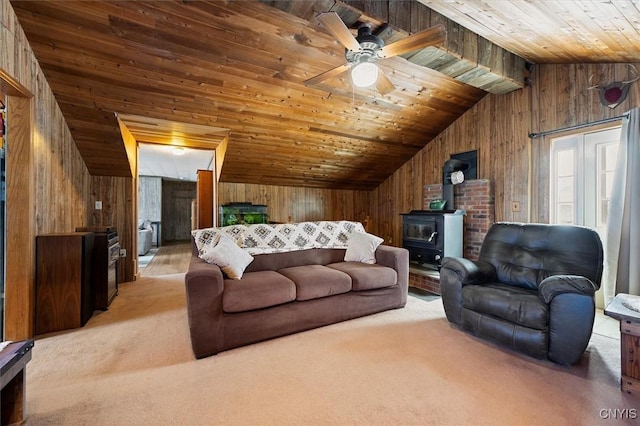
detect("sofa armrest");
top-left (184, 257), bottom-right (225, 358)
top-left (375, 245), bottom-right (409, 295)
top-left (538, 275), bottom-right (597, 303)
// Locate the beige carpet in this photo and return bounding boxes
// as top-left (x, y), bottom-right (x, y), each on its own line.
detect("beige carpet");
top-left (26, 274), bottom-right (637, 425)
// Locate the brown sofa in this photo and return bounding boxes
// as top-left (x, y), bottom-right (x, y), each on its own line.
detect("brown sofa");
top-left (185, 241), bottom-right (409, 359)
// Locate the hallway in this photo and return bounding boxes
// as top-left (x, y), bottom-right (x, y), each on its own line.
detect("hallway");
top-left (139, 242), bottom-right (191, 277)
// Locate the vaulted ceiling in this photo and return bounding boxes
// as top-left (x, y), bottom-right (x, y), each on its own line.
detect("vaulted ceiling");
top-left (10, 0), bottom-right (640, 190)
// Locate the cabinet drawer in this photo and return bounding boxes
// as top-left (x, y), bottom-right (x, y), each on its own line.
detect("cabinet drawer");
top-left (621, 320), bottom-right (640, 337)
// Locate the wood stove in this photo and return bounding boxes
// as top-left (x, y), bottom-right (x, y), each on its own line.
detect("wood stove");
top-left (401, 210), bottom-right (464, 270)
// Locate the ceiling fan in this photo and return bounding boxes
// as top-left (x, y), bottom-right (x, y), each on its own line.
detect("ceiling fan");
top-left (304, 12), bottom-right (447, 95)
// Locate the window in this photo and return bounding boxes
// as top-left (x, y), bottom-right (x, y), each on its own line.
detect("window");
top-left (550, 126), bottom-right (621, 232)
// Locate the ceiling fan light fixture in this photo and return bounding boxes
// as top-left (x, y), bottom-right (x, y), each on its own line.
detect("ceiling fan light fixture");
top-left (351, 62), bottom-right (379, 88)
top-left (172, 146), bottom-right (186, 156)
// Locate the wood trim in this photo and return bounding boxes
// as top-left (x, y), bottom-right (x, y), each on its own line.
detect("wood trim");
top-left (0, 69), bottom-right (32, 98)
top-left (119, 117), bottom-right (138, 281)
top-left (4, 95), bottom-right (35, 340)
top-left (215, 135), bottom-right (228, 182)
top-left (213, 135), bottom-right (228, 226)
top-left (196, 170), bottom-right (214, 228)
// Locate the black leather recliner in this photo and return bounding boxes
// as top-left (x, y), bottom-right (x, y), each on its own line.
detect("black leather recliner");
top-left (440, 222), bottom-right (604, 365)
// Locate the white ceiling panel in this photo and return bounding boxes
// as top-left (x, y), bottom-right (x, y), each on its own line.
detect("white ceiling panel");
top-left (138, 144), bottom-right (214, 182)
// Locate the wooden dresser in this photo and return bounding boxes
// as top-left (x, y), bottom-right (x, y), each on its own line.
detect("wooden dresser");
top-left (35, 232), bottom-right (95, 335)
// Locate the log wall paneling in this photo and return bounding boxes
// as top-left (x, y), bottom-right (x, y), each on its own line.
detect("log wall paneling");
top-left (162, 180), bottom-right (196, 242)
top-left (369, 62), bottom-right (640, 248)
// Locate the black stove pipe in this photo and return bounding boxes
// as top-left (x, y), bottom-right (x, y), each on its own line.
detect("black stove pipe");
top-left (442, 159), bottom-right (469, 210)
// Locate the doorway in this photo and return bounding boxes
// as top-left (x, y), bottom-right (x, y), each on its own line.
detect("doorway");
top-left (137, 143), bottom-right (214, 275)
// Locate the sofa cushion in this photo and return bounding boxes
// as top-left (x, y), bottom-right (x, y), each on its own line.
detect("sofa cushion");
top-left (461, 283), bottom-right (548, 330)
top-left (327, 262), bottom-right (397, 291)
top-left (279, 265), bottom-right (352, 301)
top-left (223, 271), bottom-right (296, 313)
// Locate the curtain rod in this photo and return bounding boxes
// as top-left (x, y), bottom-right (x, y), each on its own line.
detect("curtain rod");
top-left (528, 113), bottom-right (629, 139)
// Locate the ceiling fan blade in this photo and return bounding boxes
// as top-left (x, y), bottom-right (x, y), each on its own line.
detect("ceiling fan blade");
top-left (376, 70), bottom-right (395, 95)
top-left (304, 63), bottom-right (352, 87)
top-left (317, 12), bottom-right (361, 52)
top-left (378, 24), bottom-right (447, 58)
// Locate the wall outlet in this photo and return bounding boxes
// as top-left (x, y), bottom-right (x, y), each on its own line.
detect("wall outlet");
top-left (511, 201), bottom-right (521, 212)
top-left (95, 200), bottom-right (103, 210)
top-left (120, 248), bottom-right (126, 258)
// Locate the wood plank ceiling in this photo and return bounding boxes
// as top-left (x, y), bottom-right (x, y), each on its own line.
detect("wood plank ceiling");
top-left (9, 0), bottom-right (640, 190)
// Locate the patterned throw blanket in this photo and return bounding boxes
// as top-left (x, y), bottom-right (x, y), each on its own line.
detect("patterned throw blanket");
top-left (192, 221), bottom-right (366, 256)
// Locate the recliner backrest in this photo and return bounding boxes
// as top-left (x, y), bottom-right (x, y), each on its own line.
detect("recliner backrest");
top-left (478, 222), bottom-right (604, 290)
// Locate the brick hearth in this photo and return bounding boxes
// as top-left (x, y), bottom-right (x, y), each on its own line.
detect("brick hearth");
top-left (410, 179), bottom-right (494, 294)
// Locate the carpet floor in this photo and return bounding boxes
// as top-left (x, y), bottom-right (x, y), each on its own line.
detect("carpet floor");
top-left (26, 273), bottom-right (638, 425)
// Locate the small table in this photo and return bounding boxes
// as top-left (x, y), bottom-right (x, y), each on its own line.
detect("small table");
top-left (604, 294), bottom-right (640, 393)
top-left (0, 340), bottom-right (34, 425)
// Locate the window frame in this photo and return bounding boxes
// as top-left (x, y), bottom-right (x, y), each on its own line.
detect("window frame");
top-left (549, 126), bottom-right (621, 228)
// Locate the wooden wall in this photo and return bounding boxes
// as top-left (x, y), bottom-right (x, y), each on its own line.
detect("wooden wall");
top-left (218, 183), bottom-right (371, 226)
top-left (1, 0), bottom-right (93, 339)
top-left (89, 176), bottom-right (135, 284)
top-left (529, 63), bottom-right (640, 223)
top-left (369, 62), bottom-right (640, 247)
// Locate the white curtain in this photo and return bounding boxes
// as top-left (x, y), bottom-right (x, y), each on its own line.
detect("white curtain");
top-left (603, 107), bottom-right (640, 304)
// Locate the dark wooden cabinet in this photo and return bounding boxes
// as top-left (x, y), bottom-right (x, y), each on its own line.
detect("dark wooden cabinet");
top-left (92, 231), bottom-right (119, 310)
top-left (76, 227), bottom-right (119, 310)
top-left (35, 232), bottom-right (94, 335)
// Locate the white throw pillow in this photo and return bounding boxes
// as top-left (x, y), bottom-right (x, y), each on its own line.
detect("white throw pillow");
top-left (192, 228), bottom-right (222, 254)
top-left (344, 231), bottom-right (384, 264)
top-left (200, 235), bottom-right (254, 279)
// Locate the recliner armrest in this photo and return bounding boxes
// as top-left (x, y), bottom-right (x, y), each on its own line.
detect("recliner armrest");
top-left (440, 257), bottom-right (496, 326)
top-left (538, 275), bottom-right (597, 303)
top-left (539, 274), bottom-right (598, 365)
top-left (440, 257), bottom-right (497, 286)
